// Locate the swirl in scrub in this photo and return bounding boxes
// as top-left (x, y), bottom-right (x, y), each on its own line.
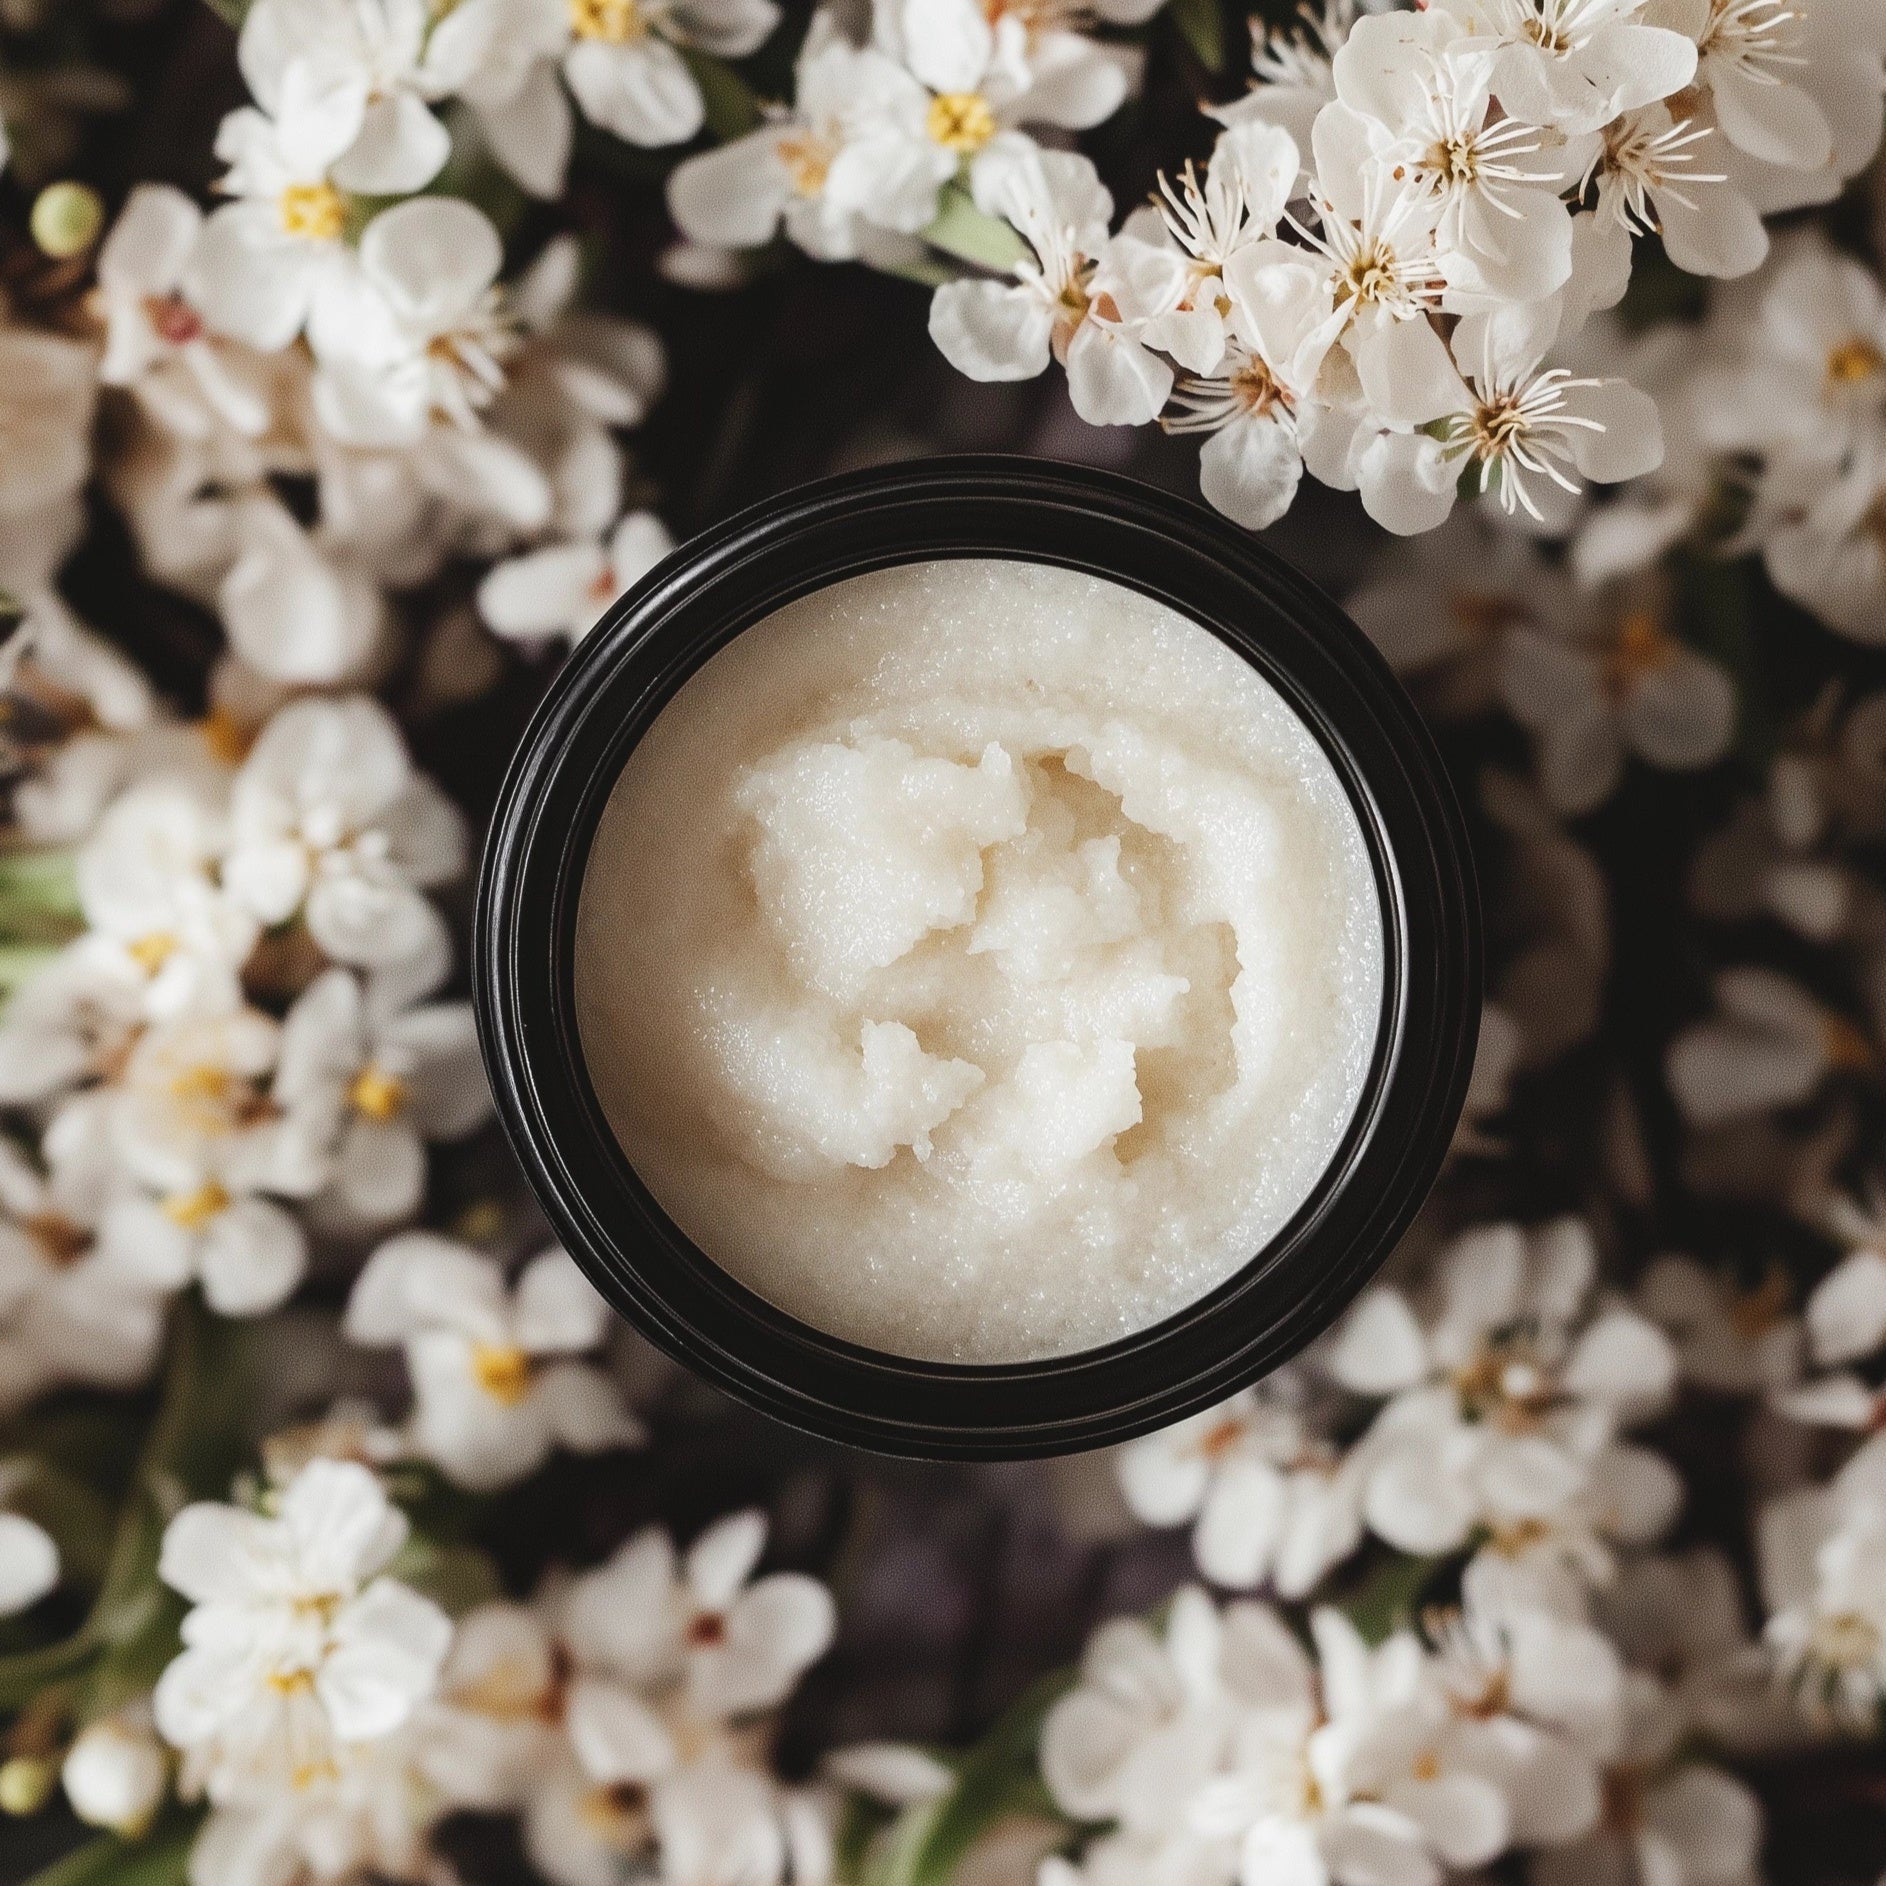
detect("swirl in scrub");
top-left (576, 560), bottom-right (1384, 1364)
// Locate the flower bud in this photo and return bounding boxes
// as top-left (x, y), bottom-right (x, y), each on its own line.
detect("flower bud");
top-left (0, 1755), bottom-right (55, 1816)
top-left (62, 1715), bottom-right (166, 1837)
top-left (30, 183), bottom-right (104, 260)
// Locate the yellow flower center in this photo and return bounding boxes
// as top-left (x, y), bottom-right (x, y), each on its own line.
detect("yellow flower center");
top-left (1727, 1266), bottom-right (1790, 1339)
top-left (170, 1063), bottom-right (232, 1104)
top-left (199, 705), bottom-right (251, 766)
top-left (1451, 592), bottom-right (1525, 641)
top-left (349, 1065), bottom-right (408, 1121)
top-left (570, 0), bottom-right (646, 40)
top-left (1230, 354), bottom-right (1288, 420)
top-left (581, 1780), bottom-right (651, 1841)
top-left (128, 931), bottom-right (177, 974)
top-left (1827, 337), bottom-right (1885, 387)
top-left (1487, 1515), bottom-right (1553, 1556)
top-left (927, 92), bottom-right (998, 154)
top-left (277, 182), bottom-right (346, 243)
top-left (982, 0), bottom-right (1092, 40)
top-left (1822, 1012), bottom-right (1875, 1071)
top-left (266, 1667), bottom-right (316, 1695)
top-left (1600, 1766), bottom-right (1645, 1834)
top-left (1601, 608), bottom-right (1675, 700)
top-left (777, 130), bottom-right (836, 198)
top-left (1811, 1608), bottom-right (1884, 1669)
top-left (1428, 133), bottom-right (1480, 185)
top-left (471, 1342), bottom-right (535, 1405)
top-left (26, 1213), bottom-right (88, 1268)
top-left (1196, 1416), bottom-right (1248, 1459)
top-left (163, 1181), bottom-right (230, 1230)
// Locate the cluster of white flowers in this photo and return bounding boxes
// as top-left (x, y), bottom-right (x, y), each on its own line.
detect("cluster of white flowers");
top-left (0, 693), bottom-right (486, 1377)
top-left (1, 1), bottom-right (1886, 1883)
top-left (1031, 1562), bottom-right (1767, 1886)
top-left (98, 1456), bottom-right (837, 1886)
top-left (670, 0), bottom-right (1885, 544)
top-left (24, 0), bottom-right (688, 717)
top-left (1087, 1215), bottom-right (1849, 1886)
top-left (1120, 1220), bottom-right (1682, 1609)
top-left (667, 0), bottom-right (1154, 267)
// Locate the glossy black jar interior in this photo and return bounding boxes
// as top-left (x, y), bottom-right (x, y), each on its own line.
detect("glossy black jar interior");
top-left (473, 456), bottom-right (1481, 1460)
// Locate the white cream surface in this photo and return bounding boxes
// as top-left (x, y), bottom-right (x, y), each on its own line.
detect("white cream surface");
top-left (576, 559), bottom-right (1384, 1363)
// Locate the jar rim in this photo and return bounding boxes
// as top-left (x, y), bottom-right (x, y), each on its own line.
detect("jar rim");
top-left (473, 455), bottom-right (1482, 1460)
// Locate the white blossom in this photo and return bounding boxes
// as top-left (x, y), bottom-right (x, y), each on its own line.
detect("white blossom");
top-left (1637, 1253), bottom-right (1804, 1396)
top-left (1329, 1220), bottom-right (1679, 1584)
top-left (1665, 965), bottom-right (1874, 1128)
top-left (1213, 0), bottom-right (1354, 156)
top-left (309, 195), bottom-right (515, 448)
top-left (0, 1119), bottom-right (173, 1410)
top-left (1759, 1473), bottom-right (1886, 1728)
top-left (1135, 120), bottom-right (1304, 379)
top-left (190, 91), bottom-right (362, 352)
top-left (62, 1709), bottom-right (167, 1838)
top-left (1330, 10), bottom-right (1579, 307)
top-left (222, 695), bottom-right (467, 971)
top-left (667, 17), bottom-right (944, 258)
top-left (877, 0), bottom-right (1137, 148)
top-left (344, 1235), bottom-right (643, 1489)
top-left (1427, 0), bottom-right (1698, 137)
top-left (1165, 237), bottom-right (1343, 531)
top-left (72, 774), bottom-right (256, 1021)
top-left (1115, 1383), bottom-right (1365, 1597)
top-left (530, 0), bottom-right (783, 152)
top-left (96, 185), bottom-right (270, 440)
top-left (1499, 577), bottom-right (1736, 815)
top-left (153, 1459), bottom-right (452, 1797)
top-left (273, 966), bottom-right (489, 1227)
top-left (525, 1512), bottom-right (836, 1886)
top-left (929, 146), bottom-right (1175, 426)
top-left (0, 1506), bottom-right (58, 1619)
top-left (1757, 427), bottom-right (1886, 643)
top-left (1350, 295), bottom-right (1664, 535)
top-left (480, 509), bottom-right (675, 643)
top-left (1582, 102), bottom-right (1767, 281)
top-left (236, 0), bottom-right (468, 196)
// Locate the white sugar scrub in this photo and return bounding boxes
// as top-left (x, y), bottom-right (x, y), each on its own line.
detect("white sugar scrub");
top-left (575, 558), bottom-right (1384, 1364)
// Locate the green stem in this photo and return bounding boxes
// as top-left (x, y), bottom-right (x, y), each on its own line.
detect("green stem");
top-left (0, 1303), bottom-right (206, 1711)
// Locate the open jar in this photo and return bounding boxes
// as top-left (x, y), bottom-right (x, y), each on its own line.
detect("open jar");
top-left (473, 456), bottom-right (1481, 1459)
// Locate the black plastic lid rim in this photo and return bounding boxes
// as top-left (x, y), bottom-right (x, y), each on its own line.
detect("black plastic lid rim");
top-left (474, 455), bottom-right (1482, 1461)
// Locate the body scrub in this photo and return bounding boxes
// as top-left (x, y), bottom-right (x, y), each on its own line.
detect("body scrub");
top-left (575, 559), bottom-right (1384, 1363)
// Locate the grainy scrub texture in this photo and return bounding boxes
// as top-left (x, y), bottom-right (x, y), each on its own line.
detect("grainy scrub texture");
top-left (576, 560), bottom-right (1384, 1362)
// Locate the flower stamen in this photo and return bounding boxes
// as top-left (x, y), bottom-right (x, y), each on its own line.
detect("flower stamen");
top-left (927, 92), bottom-right (998, 154)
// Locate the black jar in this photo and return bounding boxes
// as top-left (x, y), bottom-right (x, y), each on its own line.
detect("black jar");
top-left (473, 455), bottom-right (1481, 1460)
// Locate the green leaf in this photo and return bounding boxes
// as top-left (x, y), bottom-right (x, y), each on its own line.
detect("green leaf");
top-left (0, 850), bottom-right (82, 948)
top-left (197, 0), bottom-right (251, 24)
top-left (681, 49), bottom-right (762, 140)
top-left (21, 1815), bottom-right (198, 1886)
top-left (0, 1303), bottom-right (253, 1710)
top-left (872, 1672), bottom-right (1075, 1886)
top-left (0, 944), bottom-right (64, 1006)
top-left (921, 184), bottom-right (1028, 274)
top-left (385, 1534), bottom-right (503, 1616)
top-left (1170, 0), bottom-right (1227, 71)
top-left (1675, 551), bottom-right (1765, 775)
top-left (1342, 1552), bottom-right (1443, 1645)
top-left (5, 1459), bottom-right (116, 1589)
top-left (870, 251), bottom-right (961, 289)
